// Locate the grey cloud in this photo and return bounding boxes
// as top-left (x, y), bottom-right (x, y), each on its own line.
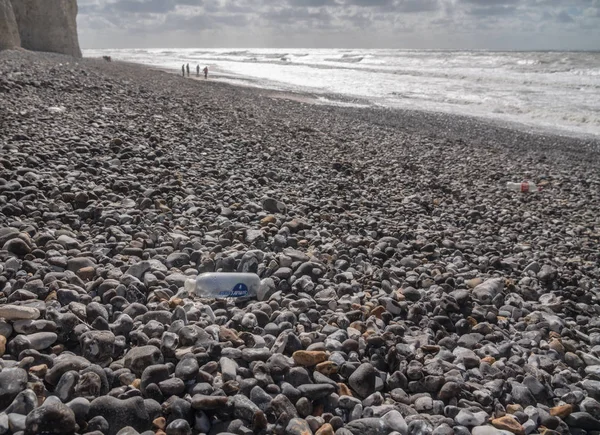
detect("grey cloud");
top-left (556, 10), bottom-right (574, 22)
top-left (288, 0), bottom-right (338, 6)
top-left (77, 0), bottom-right (600, 49)
top-left (462, 0), bottom-right (520, 4)
top-left (111, 0), bottom-right (177, 14)
top-left (345, 0), bottom-right (396, 6)
top-left (468, 5), bottom-right (518, 15)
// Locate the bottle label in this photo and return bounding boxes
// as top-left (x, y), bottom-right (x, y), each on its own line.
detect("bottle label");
top-left (521, 182), bottom-right (529, 193)
top-left (218, 283), bottom-right (249, 298)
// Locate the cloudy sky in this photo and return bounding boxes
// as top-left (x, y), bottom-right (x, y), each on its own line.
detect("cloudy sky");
top-left (77, 0), bottom-right (600, 50)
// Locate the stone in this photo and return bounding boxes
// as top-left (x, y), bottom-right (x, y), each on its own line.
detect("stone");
top-left (315, 361), bottom-right (338, 375)
top-left (455, 409), bottom-right (488, 427)
top-left (491, 416), bottom-right (525, 435)
top-left (191, 395), bottom-right (229, 410)
top-left (0, 368), bottom-right (27, 409)
top-left (293, 350), bottom-right (328, 367)
top-left (382, 410), bottom-right (408, 435)
top-left (24, 399), bottom-right (77, 435)
top-left (3, 238), bottom-right (31, 256)
top-left (124, 345), bottom-right (164, 376)
top-left (348, 363), bottom-right (377, 399)
top-left (87, 415), bottom-right (110, 433)
top-left (231, 394), bottom-right (261, 421)
top-left (9, 332), bottom-right (57, 354)
top-left (315, 423), bottom-right (334, 435)
top-left (286, 418), bottom-right (313, 435)
top-left (80, 330), bottom-right (115, 365)
top-left (89, 396), bottom-right (151, 435)
top-left (0, 305), bottom-right (40, 321)
top-left (11, 0), bottom-right (82, 57)
top-left (45, 355), bottom-right (90, 385)
top-left (140, 364), bottom-right (170, 394)
top-left (262, 197), bottom-right (287, 214)
top-left (297, 384), bottom-right (336, 400)
top-left (565, 412), bottom-right (600, 431)
top-left (0, 336), bottom-right (5, 357)
top-left (165, 419), bottom-right (192, 435)
top-left (549, 404), bottom-right (573, 418)
top-left (472, 278), bottom-right (504, 304)
top-left (0, 0), bottom-right (20, 50)
top-left (5, 389), bottom-right (37, 415)
top-left (471, 427), bottom-right (504, 435)
top-left (345, 418), bottom-right (387, 434)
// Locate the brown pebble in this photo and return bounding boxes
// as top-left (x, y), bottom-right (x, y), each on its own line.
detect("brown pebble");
top-left (286, 417), bottom-right (312, 435)
top-left (0, 335), bottom-right (5, 357)
top-left (45, 291), bottom-right (57, 302)
top-left (29, 364), bottom-right (48, 378)
top-left (152, 417), bottom-right (166, 430)
top-left (338, 383), bottom-right (352, 397)
top-left (492, 416), bottom-right (525, 435)
top-left (370, 306), bottom-right (386, 318)
top-left (550, 404), bottom-right (573, 418)
top-left (315, 361), bottom-right (338, 375)
top-left (131, 378), bottom-right (141, 389)
top-left (316, 423), bottom-right (335, 435)
top-left (169, 298), bottom-right (183, 308)
top-left (77, 266), bottom-right (96, 281)
top-left (260, 215), bottom-right (277, 226)
top-left (292, 350), bottom-right (328, 367)
top-left (549, 339), bottom-right (565, 354)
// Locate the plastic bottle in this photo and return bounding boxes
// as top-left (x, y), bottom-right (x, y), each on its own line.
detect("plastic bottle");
top-left (185, 272), bottom-right (261, 299)
top-left (506, 181), bottom-right (540, 193)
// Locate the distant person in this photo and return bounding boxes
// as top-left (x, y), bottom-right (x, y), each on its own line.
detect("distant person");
top-left (186, 63), bottom-right (190, 77)
top-left (203, 66), bottom-right (208, 79)
top-left (196, 65), bottom-right (200, 77)
top-left (181, 64), bottom-right (185, 77)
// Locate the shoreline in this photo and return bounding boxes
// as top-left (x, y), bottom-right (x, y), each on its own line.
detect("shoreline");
top-left (1, 50), bottom-right (600, 435)
top-left (150, 61), bottom-right (600, 146)
top-left (147, 61), bottom-right (600, 163)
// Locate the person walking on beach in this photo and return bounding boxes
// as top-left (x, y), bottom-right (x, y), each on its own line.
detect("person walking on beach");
top-left (196, 65), bottom-right (200, 77)
top-left (186, 63), bottom-right (190, 77)
top-left (203, 66), bottom-right (208, 79)
top-left (181, 64), bottom-right (185, 77)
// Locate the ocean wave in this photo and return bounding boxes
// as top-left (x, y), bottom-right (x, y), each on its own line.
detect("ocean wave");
top-left (325, 56), bottom-right (364, 64)
top-left (220, 50), bottom-right (249, 56)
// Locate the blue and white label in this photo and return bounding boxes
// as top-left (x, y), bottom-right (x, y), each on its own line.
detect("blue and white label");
top-left (218, 283), bottom-right (249, 298)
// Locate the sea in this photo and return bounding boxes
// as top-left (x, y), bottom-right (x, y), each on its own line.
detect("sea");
top-left (84, 48), bottom-right (600, 139)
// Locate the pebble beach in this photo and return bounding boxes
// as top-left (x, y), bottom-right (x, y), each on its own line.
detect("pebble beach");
top-left (1, 50), bottom-right (600, 435)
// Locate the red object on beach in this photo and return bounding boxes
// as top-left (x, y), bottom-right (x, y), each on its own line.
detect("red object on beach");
top-left (506, 181), bottom-right (540, 193)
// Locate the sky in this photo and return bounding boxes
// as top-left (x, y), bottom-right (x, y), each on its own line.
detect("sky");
top-left (77, 0), bottom-right (600, 50)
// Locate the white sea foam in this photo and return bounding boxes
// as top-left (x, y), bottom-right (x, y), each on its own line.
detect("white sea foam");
top-left (85, 48), bottom-right (600, 138)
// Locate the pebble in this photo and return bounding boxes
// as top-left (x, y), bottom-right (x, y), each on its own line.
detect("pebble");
top-left (24, 398), bottom-right (77, 435)
top-left (0, 306), bottom-right (40, 321)
top-left (0, 50), bottom-right (599, 435)
top-left (349, 363), bottom-right (377, 399)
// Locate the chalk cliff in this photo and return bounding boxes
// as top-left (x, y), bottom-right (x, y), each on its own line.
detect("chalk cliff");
top-left (9, 0), bottom-right (82, 57)
top-left (0, 0), bottom-right (20, 50)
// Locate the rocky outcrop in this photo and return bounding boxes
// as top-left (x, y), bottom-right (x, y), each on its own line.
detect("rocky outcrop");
top-left (10, 0), bottom-right (81, 57)
top-left (0, 0), bottom-right (20, 50)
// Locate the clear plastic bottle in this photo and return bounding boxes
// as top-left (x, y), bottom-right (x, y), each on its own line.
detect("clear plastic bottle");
top-left (506, 181), bottom-right (539, 193)
top-left (185, 272), bottom-right (260, 299)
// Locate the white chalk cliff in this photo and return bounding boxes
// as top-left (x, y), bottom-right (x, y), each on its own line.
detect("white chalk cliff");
top-left (0, 0), bottom-right (81, 57)
top-left (0, 0), bottom-right (20, 50)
